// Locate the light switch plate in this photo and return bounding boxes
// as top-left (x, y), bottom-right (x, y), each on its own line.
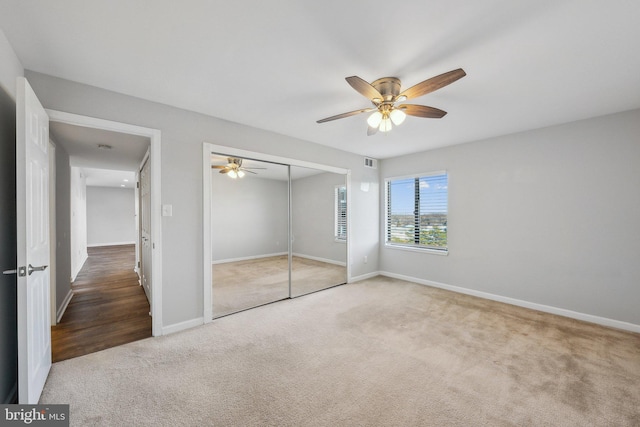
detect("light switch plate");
top-left (162, 204), bottom-right (173, 217)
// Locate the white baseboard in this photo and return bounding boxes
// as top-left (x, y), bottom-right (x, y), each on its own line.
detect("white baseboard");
top-left (87, 241), bottom-right (136, 248)
top-left (349, 271), bottom-right (381, 283)
top-left (380, 271), bottom-right (640, 334)
top-left (3, 382), bottom-right (17, 404)
top-left (71, 252), bottom-right (88, 282)
top-left (56, 289), bottom-right (74, 323)
top-left (212, 252), bottom-right (287, 265)
top-left (293, 252), bottom-right (346, 267)
top-left (162, 317), bottom-right (204, 335)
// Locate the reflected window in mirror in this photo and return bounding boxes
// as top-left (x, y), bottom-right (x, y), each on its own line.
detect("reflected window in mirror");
top-left (334, 185), bottom-right (347, 242)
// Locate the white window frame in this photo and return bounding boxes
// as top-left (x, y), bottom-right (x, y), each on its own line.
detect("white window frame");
top-left (334, 185), bottom-right (347, 242)
top-left (384, 171), bottom-right (448, 255)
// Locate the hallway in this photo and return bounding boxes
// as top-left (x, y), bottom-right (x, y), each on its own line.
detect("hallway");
top-left (51, 245), bottom-right (152, 362)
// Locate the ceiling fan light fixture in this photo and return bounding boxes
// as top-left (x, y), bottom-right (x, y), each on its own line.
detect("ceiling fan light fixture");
top-left (379, 116), bottom-right (393, 132)
top-left (228, 170), bottom-right (238, 179)
top-left (390, 108), bottom-right (406, 126)
top-left (237, 170), bottom-right (245, 178)
top-left (316, 68), bottom-right (465, 136)
top-left (367, 111), bottom-right (383, 128)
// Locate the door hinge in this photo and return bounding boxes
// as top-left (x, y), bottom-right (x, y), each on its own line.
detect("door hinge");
top-left (137, 182), bottom-right (140, 188)
top-left (137, 261), bottom-right (140, 268)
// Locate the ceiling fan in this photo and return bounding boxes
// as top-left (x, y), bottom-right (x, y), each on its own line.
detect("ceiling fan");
top-left (317, 68), bottom-right (466, 135)
top-left (211, 157), bottom-right (265, 178)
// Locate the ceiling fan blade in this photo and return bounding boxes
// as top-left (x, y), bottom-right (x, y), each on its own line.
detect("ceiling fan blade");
top-left (218, 169), bottom-right (229, 174)
top-left (211, 165), bottom-right (227, 169)
top-left (317, 108), bottom-right (374, 123)
top-left (367, 126), bottom-right (378, 136)
top-left (398, 104), bottom-right (447, 118)
top-left (243, 169), bottom-right (258, 174)
top-left (242, 167), bottom-right (267, 170)
top-left (399, 68), bottom-right (466, 100)
top-left (346, 76), bottom-right (383, 102)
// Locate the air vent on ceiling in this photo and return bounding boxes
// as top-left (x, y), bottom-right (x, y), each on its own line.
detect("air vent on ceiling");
top-left (364, 157), bottom-right (377, 169)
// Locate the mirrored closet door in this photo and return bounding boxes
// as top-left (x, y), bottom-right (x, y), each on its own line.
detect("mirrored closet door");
top-left (211, 155), bottom-right (290, 317)
top-left (210, 152), bottom-right (348, 319)
top-left (290, 166), bottom-right (347, 297)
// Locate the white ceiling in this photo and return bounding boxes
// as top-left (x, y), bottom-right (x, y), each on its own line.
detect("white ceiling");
top-left (2, 1), bottom-right (640, 159)
top-left (49, 121), bottom-right (149, 187)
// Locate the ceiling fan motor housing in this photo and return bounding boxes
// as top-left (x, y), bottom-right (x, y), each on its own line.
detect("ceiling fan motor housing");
top-left (227, 157), bottom-right (242, 167)
top-left (371, 77), bottom-right (401, 102)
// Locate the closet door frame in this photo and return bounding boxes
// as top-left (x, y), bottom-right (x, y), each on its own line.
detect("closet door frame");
top-left (202, 143), bottom-right (350, 323)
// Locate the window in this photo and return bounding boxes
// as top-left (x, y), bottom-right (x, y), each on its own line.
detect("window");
top-left (385, 172), bottom-right (448, 252)
top-left (335, 185), bottom-right (347, 241)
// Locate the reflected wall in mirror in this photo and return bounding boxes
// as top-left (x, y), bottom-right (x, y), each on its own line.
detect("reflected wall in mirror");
top-left (211, 154), bottom-right (289, 317)
top-left (291, 166), bottom-right (347, 297)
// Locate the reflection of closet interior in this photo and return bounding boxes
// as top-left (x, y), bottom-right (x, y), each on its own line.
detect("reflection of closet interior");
top-left (210, 153), bottom-right (348, 318)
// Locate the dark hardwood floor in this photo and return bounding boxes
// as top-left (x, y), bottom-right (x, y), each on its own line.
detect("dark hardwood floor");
top-left (51, 244), bottom-right (152, 362)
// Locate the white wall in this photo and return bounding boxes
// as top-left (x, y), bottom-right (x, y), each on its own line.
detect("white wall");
top-left (24, 70), bottom-right (380, 327)
top-left (70, 167), bottom-right (87, 281)
top-left (380, 109), bottom-right (640, 328)
top-left (86, 186), bottom-right (136, 247)
top-left (292, 171), bottom-right (347, 264)
top-left (211, 172), bottom-right (288, 262)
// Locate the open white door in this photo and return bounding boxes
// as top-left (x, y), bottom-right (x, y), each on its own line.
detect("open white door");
top-left (140, 156), bottom-right (152, 301)
top-left (16, 77), bottom-right (51, 403)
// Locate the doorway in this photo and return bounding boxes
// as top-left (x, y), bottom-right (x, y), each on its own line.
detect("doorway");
top-left (46, 110), bottom-right (163, 337)
top-left (203, 144), bottom-right (351, 321)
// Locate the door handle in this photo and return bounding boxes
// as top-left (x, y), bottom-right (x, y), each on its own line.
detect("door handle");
top-left (3, 266), bottom-right (27, 276)
top-left (28, 264), bottom-right (48, 276)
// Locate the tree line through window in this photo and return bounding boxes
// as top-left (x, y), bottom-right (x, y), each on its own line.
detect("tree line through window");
top-left (386, 172), bottom-right (448, 251)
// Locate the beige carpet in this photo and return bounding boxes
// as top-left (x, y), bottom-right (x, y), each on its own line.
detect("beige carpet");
top-left (212, 255), bottom-right (347, 317)
top-left (40, 276), bottom-right (640, 426)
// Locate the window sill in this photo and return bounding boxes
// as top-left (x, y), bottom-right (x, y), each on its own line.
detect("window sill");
top-left (334, 238), bottom-right (347, 244)
top-left (384, 243), bottom-right (448, 256)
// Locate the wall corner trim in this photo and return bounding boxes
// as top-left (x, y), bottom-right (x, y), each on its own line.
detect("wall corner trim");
top-left (56, 289), bottom-right (74, 324)
top-left (348, 271), bottom-right (381, 283)
top-left (70, 252), bottom-right (88, 283)
top-left (379, 271), bottom-right (640, 334)
top-left (161, 317), bottom-right (204, 336)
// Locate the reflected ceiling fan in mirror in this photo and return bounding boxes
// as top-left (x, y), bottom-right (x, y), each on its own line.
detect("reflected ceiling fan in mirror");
top-left (317, 68), bottom-right (466, 135)
top-left (211, 157), bottom-right (266, 179)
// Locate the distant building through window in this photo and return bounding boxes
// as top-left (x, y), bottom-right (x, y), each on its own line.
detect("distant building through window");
top-left (385, 172), bottom-right (448, 252)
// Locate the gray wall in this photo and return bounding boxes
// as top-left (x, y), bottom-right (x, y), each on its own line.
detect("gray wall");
top-left (69, 167), bottom-right (87, 281)
top-left (0, 28), bottom-right (21, 403)
top-left (380, 109), bottom-right (640, 326)
top-left (24, 70), bottom-right (380, 327)
top-left (54, 142), bottom-right (71, 315)
top-left (292, 171), bottom-right (347, 264)
top-left (87, 186), bottom-right (136, 247)
top-left (211, 173), bottom-right (288, 261)
top-left (0, 29), bottom-right (21, 100)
